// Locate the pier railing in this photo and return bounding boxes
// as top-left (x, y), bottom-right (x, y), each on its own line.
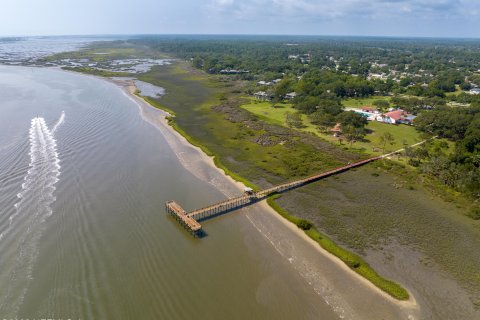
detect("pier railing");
top-left (166, 155), bottom-right (382, 236)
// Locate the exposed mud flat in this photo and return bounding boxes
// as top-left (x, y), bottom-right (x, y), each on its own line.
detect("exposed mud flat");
top-left (275, 165), bottom-right (480, 319)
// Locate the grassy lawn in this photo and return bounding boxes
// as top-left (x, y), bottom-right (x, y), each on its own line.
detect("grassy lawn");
top-left (363, 121), bottom-right (422, 152)
top-left (240, 98), bottom-right (422, 155)
top-left (240, 100), bottom-right (293, 125)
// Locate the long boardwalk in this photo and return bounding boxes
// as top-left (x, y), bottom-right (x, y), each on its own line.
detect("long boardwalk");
top-left (166, 155), bottom-right (382, 236)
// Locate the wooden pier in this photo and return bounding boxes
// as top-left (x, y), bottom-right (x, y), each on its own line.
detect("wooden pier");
top-left (165, 200), bottom-right (202, 236)
top-left (166, 155), bottom-right (383, 235)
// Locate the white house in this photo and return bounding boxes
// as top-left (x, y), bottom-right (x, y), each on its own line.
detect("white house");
top-left (253, 91), bottom-right (271, 101)
top-left (257, 80), bottom-right (272, 86)
top-left (469, 88), bottom-right (480, 95)
top-left (285, 92), bottom-right (297, 100)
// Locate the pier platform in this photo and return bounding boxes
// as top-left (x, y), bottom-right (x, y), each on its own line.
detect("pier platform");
top-left (165, 201), bottom-right (202, 235)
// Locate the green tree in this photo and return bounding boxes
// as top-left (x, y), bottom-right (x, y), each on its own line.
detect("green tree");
top-left (309, 112), bottom-right (336, 132)
top-left (379, 132), bottom-right (395, 153)
top-left (192, 57), bottom-right (203, 69)
top-left (343, 125), bottom-right (366, 146)
top-left (337, 111), bottom-right (368, 129)
top-left (373, 100), bottom-right (390, 112)
top-left (285, 112), bottom-right (304, 128)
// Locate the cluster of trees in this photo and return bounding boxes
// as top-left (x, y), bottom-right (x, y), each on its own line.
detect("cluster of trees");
top-left (448, 91), bottom-right (480, 105)
top-left (399, 71), bottom-right (469, 98)
top-left (336, 112), bottom-right (368, 145)
top-left (130, 35), bottom-right (480, 200)
top-left (390, 96), bottom-right (445, 114)
top-left (130, 36), bottom-right (311, 78)
top-left (309, 108), bottom-right (368, 145)
top-left (411, 105), bottom-right (480, 200)
top-left (131, 36), bottom-right (480, 94)
top-left (261, 70), bottom-right (383, 108)
top-left (129, 35), bottom-right (480, 109)
top-left (296, 70), bottom-right (375, 98)
top-left (307, 99), bottom-right (344, 130)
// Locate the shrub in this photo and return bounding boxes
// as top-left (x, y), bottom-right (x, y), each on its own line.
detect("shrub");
top-left (467, 206), bottom-right (480, 220)
top-left (346, 260), bottom-right (361, 269)
top-left (408, 158), bottom-right (421, 167)
top-left (297, 219), bottom-right (313, 230)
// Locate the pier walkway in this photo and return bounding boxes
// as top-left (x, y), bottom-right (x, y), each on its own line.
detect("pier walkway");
top-left (166, 137), bottom-right (435, 236)
top-left (166, 155), bottom-right (382, 236)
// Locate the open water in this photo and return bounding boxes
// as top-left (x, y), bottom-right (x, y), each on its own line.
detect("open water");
top-left (0, 65), bottom-right (338, 319)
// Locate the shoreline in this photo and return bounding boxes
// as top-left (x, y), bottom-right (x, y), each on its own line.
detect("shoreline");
top-left (108, 76), bottom-right (421, 316)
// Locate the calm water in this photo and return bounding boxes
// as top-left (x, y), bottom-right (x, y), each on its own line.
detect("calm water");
top-left (134, 80), bottom-right (165, 98)
top-left (0, 66), bottom-right (337, 319)
top-left (0, 36), bottom-right (118, 64)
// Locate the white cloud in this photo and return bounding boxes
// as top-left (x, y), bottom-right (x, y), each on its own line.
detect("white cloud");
top-left (199, 0), bottom-right (480, 37)
top-left (212, 0), bottom-right (235, 6)
top-left (207, 0), bottom-right (478, 20)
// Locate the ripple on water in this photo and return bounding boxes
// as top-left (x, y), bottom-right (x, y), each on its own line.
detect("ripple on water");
top-left (0, 115), bottom-right (62, 317)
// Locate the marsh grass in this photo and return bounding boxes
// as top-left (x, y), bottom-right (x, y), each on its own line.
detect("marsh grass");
top-left (267, 194), bottom-right (409, 300)
top-left (275, 163), bottom-right (480, 302)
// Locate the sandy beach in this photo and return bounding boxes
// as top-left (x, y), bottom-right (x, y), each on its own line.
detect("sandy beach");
top-left (104, 77), bottom-right (425, 320)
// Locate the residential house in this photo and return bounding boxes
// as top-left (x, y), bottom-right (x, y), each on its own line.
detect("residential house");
top-left (469, 88), bottom-right (480, 95)
top-left (257, 80), bottom-right (272, 86)
top-left (367, 73), bottom-right (387, 81)
top-left (253, 91), bottom-right (272, 101)
top-left (285, 92), bottom-right (297, 100)
top-left (377, 109), bottom-right (416, 125)
top-left (330, 123), bottom-right (342, 137)
top-left (219, 69), bottom-right (249, 74)
top-left (361, 106), bottom-right (379, 114)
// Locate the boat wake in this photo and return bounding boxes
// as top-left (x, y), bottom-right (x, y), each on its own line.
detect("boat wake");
top-left (51, 110), bottom-right (65, 133)
top-left (0, 114), bottom-right (63, 316)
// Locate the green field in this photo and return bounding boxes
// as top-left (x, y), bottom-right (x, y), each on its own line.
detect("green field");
top-left (240, 100), bottom-right (294, 125)
top-left (240, 99), bottom-right (422, 155)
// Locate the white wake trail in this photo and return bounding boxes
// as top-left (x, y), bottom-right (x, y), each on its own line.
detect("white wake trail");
top-left (51, 110), bottom-right (65, 133)
top-left (0, 116), bottom-right (61, 316)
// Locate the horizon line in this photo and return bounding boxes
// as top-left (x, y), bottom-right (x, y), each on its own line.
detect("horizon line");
top-left (1, 33), bottom-right (480, 41)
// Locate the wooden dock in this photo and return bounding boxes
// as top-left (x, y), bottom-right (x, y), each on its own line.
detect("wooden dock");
top-left (166, 156), bottom-right (383, 235)
top-left (165, 200), bottom-right (203, 235)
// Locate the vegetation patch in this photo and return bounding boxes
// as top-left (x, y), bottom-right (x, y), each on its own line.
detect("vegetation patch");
top-left (267, 194), bottom-right (410, 300)
top-left (342, 96), bottom-right (392, 108)
top-left (62, 66), bottom-right (130, 77)
top-left (275, 163), bottom-right (480, 302)
top-left (240, 97), bottom-right (422, 155)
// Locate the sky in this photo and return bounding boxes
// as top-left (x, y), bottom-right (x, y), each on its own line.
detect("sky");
top-left (1, 0), bottom-right (479, 38)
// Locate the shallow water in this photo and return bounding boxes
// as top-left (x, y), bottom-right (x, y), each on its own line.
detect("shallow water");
top-left (0, 66), bottom-right (340, 319)
top-left (134, 80), bottom-right (165, 98)
top-left (0, 36), bottom-right (115, 63)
